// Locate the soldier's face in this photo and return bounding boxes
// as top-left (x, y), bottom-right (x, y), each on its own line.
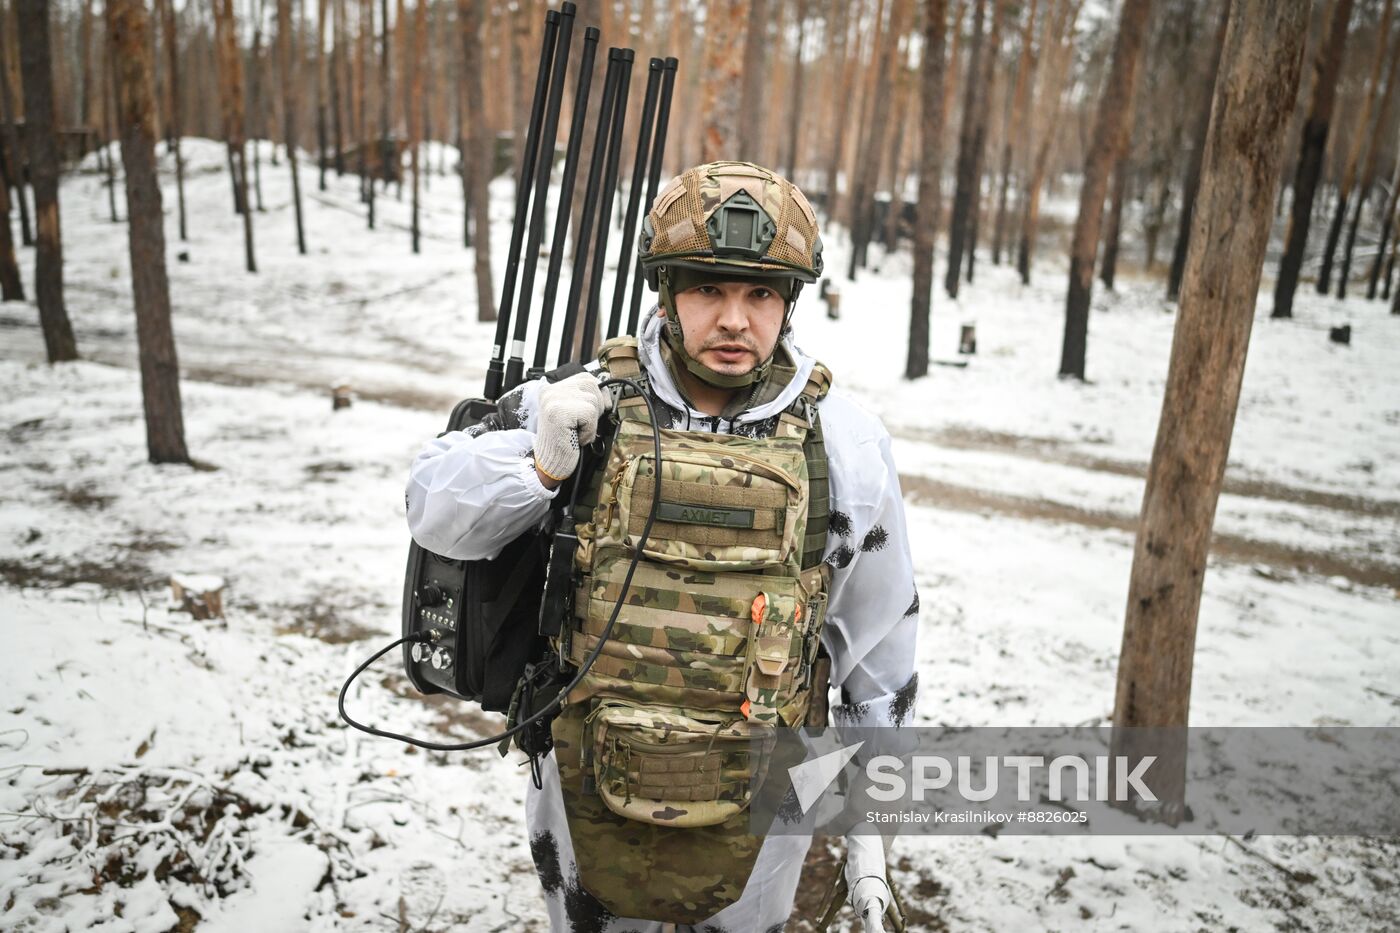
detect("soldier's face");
top-left (667, 280), bottom-right (786, 376)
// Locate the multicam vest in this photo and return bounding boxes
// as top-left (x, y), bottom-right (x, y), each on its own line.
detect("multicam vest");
top-left (549, 336), bottom-right (832, 924)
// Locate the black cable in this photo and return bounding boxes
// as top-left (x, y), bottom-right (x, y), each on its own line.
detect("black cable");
top-left (339, 376), bottom-right (663, 752)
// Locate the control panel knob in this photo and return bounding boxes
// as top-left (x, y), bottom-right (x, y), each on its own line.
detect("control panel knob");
top-left (417, 583), bottom-right (446, 607)
top-left (431, 648), bottom-right (452, 671)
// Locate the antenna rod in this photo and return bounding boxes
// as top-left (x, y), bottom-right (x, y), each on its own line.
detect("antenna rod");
top-left (531, 25), bottom-right (600, 379)
top-left (558, 49), bottom-right (622, 365)
top-left (578, 49), bottom-right (633, 359)
top-left (504, 3), bottom-right (577, 392)
top-left (607, 58), bottom-right (663, 340)
top-left (627, 56), bottom-right (678, 335)
top-left (484, 11), bottom-right (559, 400)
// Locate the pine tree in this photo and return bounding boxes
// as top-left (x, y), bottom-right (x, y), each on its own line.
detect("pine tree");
top-left (16, 0), bottom-right (79, 361)
top-left (1112, 0), bottom-right (1307, 817)
top-left (1272, 0), bottom-right (1354, 318)
top-left (108, 0), bottom-right (191, 464)
top-left (278, 0), bottom-right (307, 254)
top-left (459, 0), bottom-right (495, 321)
top-left (1058, 0), bottom-right (1152, 381)
top-left (909, 0), bottom-right (948, 381)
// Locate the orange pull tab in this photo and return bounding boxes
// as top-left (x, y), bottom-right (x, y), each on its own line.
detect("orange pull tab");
top-left (750, 593), bottom-right (767, 626)
top-left (794, 602), bottom-right (802, 623)
top-left (741, 698), bottom-right (752, 717)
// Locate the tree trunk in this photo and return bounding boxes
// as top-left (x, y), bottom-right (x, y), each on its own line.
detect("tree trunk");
top-left (409, 0), bottom-right (424, 253)
top-left (459, 0), bottom-right (495, 321)
top-left (0, 26), bottom-right (34, 248)
top-left (1058, 0), bottom-right (1151, 381)
top-left (909, 0), bottom-right (948, 382)
top-left (782, 0), bottom-right (808, 178)
top-left (1016, 0), bottom-right (1080, 285)
top-left (1368, 122), bottom-right (1400, 299)
top-left (362, 0), bottom-right (375, 224)
top-left (700, 0), bottom-right (746, 162)
top-left (316, 0), bottom-right (329, 189)
top-left (79, 0), bottom-right (95, 126)
top-left (159, 0), bottom-right (187, 241)
top-left (1272, 0), bottom-right (1354, 318)
top-left (332, 0), bottom-right (346, 175)
top-left (1317, 0), bottom-right (1392, 296)
top-left (820, 0), bottom-right (851, 218)
top-left (17, 0), bottom-right (79, 362)
top-left (214, 0), bottom-right (257, 272)
top-left (108, 0), bottom-right (190, 464)
top-left (881, 49), bottom-right (913, 252)
top-left (1100, 157), bottom-right (1127, 290)
top-left (943, 0), bottom-right (987, 297)
top-left (1339, 33), bottom-right (1400, 299)
top-left (278, 0), bottom-right (307, 254)
top-left (849, 0), bottom-right (912, 279)
top-left (0, 148), bottom-right (21, 301)
top-left (963, 0), bottom-right (1004, 286)
top-left (250, 0), bottom-right (268, 213)
top-left (104, 37), bottom-right (121, 222)
top-left (737, 0), bottom-right (770, 161)
top-left (1166, 1), bottom-right (1227, 302)
top-left (1111, 0), bottom-right (1307, 817)
top-left (992, 0), bottom-right (1037, 267)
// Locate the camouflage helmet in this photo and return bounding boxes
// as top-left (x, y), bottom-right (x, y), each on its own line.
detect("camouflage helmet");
top-left (638, 161), bottom-right (824, 286)
top-left (638, 162), bottom-right (824, 391)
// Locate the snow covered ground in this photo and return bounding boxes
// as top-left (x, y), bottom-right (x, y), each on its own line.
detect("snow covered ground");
top-left (1, 140), bottom-right (1398, 931)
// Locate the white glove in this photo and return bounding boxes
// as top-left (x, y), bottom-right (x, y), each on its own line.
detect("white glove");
top-left (533, 372), bottom-right (608, 481)
top-left (846, 834), bottom-right (892, 932)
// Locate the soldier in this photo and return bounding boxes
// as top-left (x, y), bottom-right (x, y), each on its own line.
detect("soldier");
top-left (407, 162), bottom-right (920, 931)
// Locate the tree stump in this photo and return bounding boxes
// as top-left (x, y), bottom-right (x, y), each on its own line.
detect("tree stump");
top-left (170, 573), bottom-right (225, 620)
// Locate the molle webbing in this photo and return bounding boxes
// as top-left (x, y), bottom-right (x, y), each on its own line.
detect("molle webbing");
top-left (596, 337), bottom-right (831, 569)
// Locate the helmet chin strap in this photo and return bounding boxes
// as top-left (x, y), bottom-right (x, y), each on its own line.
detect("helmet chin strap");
top-left (657, 267), bottom-right (797, 391)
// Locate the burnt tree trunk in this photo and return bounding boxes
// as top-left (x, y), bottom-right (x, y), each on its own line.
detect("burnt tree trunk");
top-left (1166, 0), bottom-right (1228, 302)
top-left (1058, 0), bottom-right (1151, 380)
top-left (1111, 0), bottom-right (1307, 817)
top-left (108, 0), bottom-right (190, 464)
top-left (1272, 0), bottom-right (1353, 318)
top-left (17, 0), bottom-right (79, 362)
top-left (278, 0), bottom-right (307, 254)
top-left (459, 0), bottom-right (495, 321)
top-left (909, 0), bottom-right (948, 381)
